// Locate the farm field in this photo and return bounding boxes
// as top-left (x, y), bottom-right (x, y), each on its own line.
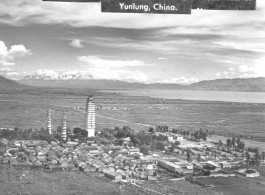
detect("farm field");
top-left (195, 172), bottom-right (265, 195)
top-left (0, 87), bottom-right (265, 145)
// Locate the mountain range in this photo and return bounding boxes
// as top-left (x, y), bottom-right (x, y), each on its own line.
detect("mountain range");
top-left (1, 76), bottom-right (265, 92)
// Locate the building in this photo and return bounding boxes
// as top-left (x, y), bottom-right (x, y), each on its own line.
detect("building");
top-left (235, 169), bottom-right (260, 178)
top-left (104, 171), bottom-right (122, 180)
top-left (85, 95), bottom-right (95, 137)
top-left (157, 159), bottom-right (183, 173)
top-left (129, 148), bottom-right (140, 154)
top-left (46, 109), bottom-right (52, 134)
top-left (168, 136), bottom-right (174, 142)
top-left (204, 161), bottom-right (221, 171)
top-left (61, 115), bottom-right (67, 141)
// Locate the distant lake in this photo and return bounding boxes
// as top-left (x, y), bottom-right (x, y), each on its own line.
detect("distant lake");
top-left (100, 89), bottom-right (265, 103)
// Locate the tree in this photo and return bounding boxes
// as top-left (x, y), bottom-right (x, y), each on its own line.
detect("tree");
top-left (116, 139), bottom-right (124, 146)
top-left (202, 134), bottom-right (207, 141)
top-left (149, 127), bottom-right (155, 133)
top-left (236, 137), bottom-right (241, 145)
top-left (262, 152), bottom-right (265, 160)
top-left (194, 132), bottom-right (198, 141)
top-left (203, 169), bottom-right (211, 176)
top-left (218, 140), bottom-right (223, 146)
top-left (245, 152), bottom-right (250, 169)
top-left (190, 132), bottom-right (194, 140)
top-left (172, 129), bottom-right (178, 134)
top-left (174, 141), bottom-right (180, 146)
top-left (187, 150), bottom-right (191, 162)
top-left (136, 130), bottom-right (153, 146)
top-left (237, 142), bottom-right (245, 149)
top-left (130, 134), bottom-right (140, 146)
top-left (226, 139), bottom-right (232, 147)
top-left (57, 126), bottom-right (62, 134)
top-left (155, 142), bottom-right (165, 151)
top-left (231, 137), bottom-right (236, 146)
top-left (254, 149), bottom-right (261, 166)
top-left (115, 127), bottom-right (131, 139)
top-left (40, 127), bottom-right (46, 132)
top-left (169, 141), bottom-right (180, 152)
top-left (197, 153), bottom-right (201, 162)
top-left (66, 127), bottom-right (72, 136)
top-left (248, 147), bottom-right (259, 153)
top-left (73, 127), bottom-right (81, 134)
top-left (73, 127), bottom-right (87, 137)
top-left (156, 134), bottom-right (168, 141)
top-left (140, 145), bottom-right (149, 155)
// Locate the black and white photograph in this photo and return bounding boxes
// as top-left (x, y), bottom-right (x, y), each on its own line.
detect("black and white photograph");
top-left (0, 0), bottom-right (264, 194)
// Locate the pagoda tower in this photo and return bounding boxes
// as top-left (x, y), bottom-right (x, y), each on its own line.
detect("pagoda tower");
top-left (46, 109), bottom-right (52, 134)
top-left (85, 95), bottom-right (95, 137)
top-left (61, 114), bottom-right (67, 141)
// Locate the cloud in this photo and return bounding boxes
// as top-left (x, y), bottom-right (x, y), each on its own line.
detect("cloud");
top-left (23, 69), bottom-right (93, 80)
top-left (1, 1), bottom-right (264, 82)
top-left (23, 68), bottom-right (148, 83)
top-left (82, 27), bottom-right (263, 67)
top-left (69, 39), bottom-right (84, 48)
top-left (0, 67), bottom-right (11, 72)
top-left (161, 76), bottom-right (199, 84)
top-left (82, 36), bottom-right (194, 56)
top-left (0, 61), bottom-right (15, 66)
top-left (5, 71), bottom-right (19, 76)
top-left (77, 56), bottom-right (150, 82)
top-left (0, 67), bottom-right (18, 76)
top-left (238, 65), bottom-right (255, 73)
top-left (237, 57), bottom-right (265, 78)
top-left (0, 0), bottom-right (264, 29)
top-left (78, 56), bottom-right (152, 68)
top-left (0, 40), bottom-right (31, 66)
top-left (228, 67), bottom-right (236, 72)
top-left (87, 68), bottom-right (148, 82)
top-left (220, 56), bottom-right (265, 78)
top-left (0, 40), bottom-right (31, 77)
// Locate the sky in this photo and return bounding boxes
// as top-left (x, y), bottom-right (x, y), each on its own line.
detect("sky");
top-left (0, 0), bottom-right (264, 84)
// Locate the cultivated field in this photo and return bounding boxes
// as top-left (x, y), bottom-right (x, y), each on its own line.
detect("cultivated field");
top-left (195, 169), bottom-right (265, 195)
top-left (0, 87), bottom-right (265, 145)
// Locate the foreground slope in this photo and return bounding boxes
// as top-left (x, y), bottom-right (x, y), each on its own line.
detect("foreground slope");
top-left (0, 165), bottom-right (220, 195)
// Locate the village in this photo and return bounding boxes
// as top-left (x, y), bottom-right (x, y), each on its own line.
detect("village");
top-left (0, 124), bottom-right (264, 187)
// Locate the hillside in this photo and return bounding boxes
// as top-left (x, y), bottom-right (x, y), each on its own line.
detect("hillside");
top-left (0, 76), bottom-right (26, 88)
top-left (18, 77), bottom-right (265, 92)
top-left (18, 79), bottom-right (184, 90)
top-left (187, 77), bottom-right (265, 92)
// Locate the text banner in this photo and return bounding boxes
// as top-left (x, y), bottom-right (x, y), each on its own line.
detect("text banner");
top-left (101, 0), bottom-right (193, 14)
